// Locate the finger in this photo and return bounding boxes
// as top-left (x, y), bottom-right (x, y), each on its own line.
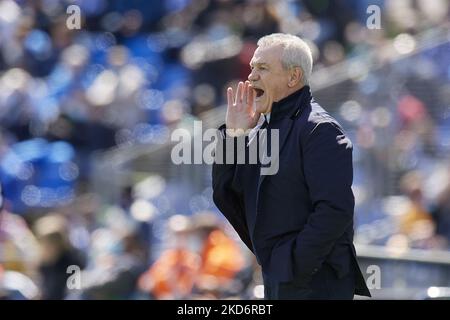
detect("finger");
top-left (227, 87), bottom-right (234, 108)
top-left (243, 81), bottom-right (249, 106)
top-left (247, 84), bottom-right (255, 111)
top-left (235, 81), bottom-right (243, 106)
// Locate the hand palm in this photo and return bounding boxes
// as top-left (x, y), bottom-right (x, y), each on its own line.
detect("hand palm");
top-left (225, 81), bottom-right (260, 136)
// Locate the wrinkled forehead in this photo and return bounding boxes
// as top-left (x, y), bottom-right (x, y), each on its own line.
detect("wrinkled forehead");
top-left (250, 44), bottom-right (284, 66)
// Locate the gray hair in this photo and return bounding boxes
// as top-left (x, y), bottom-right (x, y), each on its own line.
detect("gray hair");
top-left (257, 33), bottom-right (313, 85)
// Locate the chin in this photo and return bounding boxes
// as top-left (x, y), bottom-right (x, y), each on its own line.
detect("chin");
top-left (255, 102), bottom-right (269, 115)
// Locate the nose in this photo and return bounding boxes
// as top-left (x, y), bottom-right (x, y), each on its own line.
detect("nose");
top-left (248, 69), bottom-right (258, 82)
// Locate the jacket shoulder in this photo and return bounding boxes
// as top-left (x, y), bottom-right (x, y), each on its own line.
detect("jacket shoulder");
top-left (296, 100), bottom-right (344, 133)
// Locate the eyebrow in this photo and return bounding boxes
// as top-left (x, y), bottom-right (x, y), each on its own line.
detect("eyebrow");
top-left (249, 61), bottom-right (269, 67)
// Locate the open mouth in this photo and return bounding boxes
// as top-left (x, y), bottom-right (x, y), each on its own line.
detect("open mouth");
top-left (253, 88), bottom-right (265, 98)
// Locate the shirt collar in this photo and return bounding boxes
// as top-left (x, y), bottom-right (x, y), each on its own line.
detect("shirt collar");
top-left (269, 85), bottom-right (311, 122)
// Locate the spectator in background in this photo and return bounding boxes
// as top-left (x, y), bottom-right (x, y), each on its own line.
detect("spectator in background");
top-left (391, 170), bottom-right (446, 250)
top-left (431, 166), bottom-right (450, 247)
top-left (138, 213), bottom-right (247, 299)
top-left (78, 227), bottom-right (147, 300)
top-left (34, 214), bottom-right (86, 299)
top-left (138, 215), bottom-right (201, 299)
top-left (191, 212), bottom-right (246, 298)
top-left (0, 182), bottom-right (40, 280)
top-left (0, 180), bottom-right (39, 299)
top-left (397, 171), bottom-right (434, 237)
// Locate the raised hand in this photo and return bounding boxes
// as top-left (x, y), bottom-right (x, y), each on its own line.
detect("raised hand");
top-left (225, 81), bottom-right (260, 137)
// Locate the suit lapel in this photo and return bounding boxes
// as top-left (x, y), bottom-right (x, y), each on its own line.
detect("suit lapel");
top-left (250, 117), bottom-right (296, 237)
top-left (258, 117), bottom-right (295, 186)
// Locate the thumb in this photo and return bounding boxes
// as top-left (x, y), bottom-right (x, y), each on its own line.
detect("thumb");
top-left (251, 111), bottom-right (262, 126)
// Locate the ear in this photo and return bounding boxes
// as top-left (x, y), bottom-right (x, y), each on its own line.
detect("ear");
top-left (288, 67), bottom-right (302, 87)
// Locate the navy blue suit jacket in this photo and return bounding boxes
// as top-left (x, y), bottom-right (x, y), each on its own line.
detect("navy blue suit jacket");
top-left (212, 86), bottom-right (370, 297)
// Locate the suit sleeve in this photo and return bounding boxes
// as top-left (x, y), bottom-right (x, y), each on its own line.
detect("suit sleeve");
top-left (293, 122), bottom-right (354, 284)
top-left (212, 125), bottom-right (254, 253)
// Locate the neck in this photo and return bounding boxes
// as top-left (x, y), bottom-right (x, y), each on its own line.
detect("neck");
top-left (265, 84), bottom-right (305, 115)
top-left (269, 85), bottom-right (311, 122)
top-left (277, 84), bottom-right (304, 102)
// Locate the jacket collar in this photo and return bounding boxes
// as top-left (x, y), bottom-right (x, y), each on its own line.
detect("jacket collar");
top-left (269, 85), bottom-right (311, 122)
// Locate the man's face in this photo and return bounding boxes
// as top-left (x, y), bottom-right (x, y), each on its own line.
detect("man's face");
top-left (248, 45), bottom-right (291, 115)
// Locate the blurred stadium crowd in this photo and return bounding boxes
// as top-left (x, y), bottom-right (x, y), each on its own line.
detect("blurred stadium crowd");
top-left (1, 0), bottom-right (450, 299)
